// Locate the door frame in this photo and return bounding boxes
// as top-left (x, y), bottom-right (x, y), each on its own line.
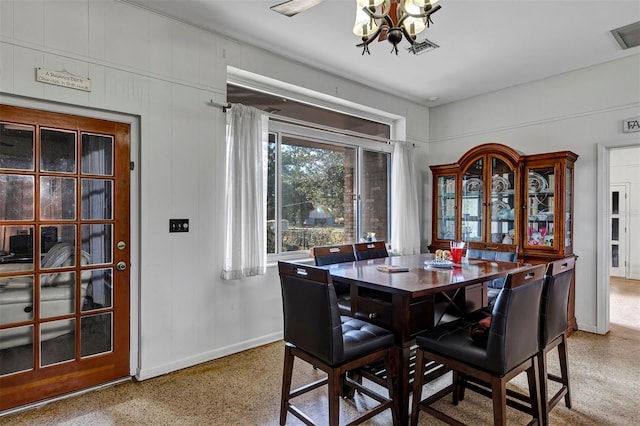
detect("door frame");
top-left (0, 94), bottom-right (140, 377)
top-left (596, 141), bottom-right (640, 335)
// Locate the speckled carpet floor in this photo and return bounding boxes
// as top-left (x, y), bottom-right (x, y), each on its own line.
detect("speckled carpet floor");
top-left (2, 278), bottom-right (639, 425)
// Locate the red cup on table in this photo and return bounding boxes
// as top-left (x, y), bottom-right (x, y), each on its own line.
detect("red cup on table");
top-left (450, 241), bottom-right (465, 264)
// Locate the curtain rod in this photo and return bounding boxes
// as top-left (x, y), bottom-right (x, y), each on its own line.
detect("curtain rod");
top-left (210, 99), bottom-right (231, 112)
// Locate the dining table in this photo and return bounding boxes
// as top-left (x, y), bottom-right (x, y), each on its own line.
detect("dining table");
top-left (319, 252), bottom-right (529, 426)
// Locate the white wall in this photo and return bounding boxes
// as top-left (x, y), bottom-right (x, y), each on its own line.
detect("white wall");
top-left (610, 146), bottom-right (640, 279)
top-left (427, 54), bottom-right (640, 333)
top-left (0, 0), bottom-right (429, 379)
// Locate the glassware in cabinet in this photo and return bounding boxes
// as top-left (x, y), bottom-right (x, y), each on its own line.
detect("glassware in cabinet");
top-left (490, 157), bottom-right (516, 244)
top-left (526, 166), bottom-right (555, 248)
top-left (435, 175), bottom-right (456, 240)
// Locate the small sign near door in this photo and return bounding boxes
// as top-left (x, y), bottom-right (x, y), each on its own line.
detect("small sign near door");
top-left (36, 67), bottom-right (91, 91)
top-left (623, 116), bottom-right (640, 133)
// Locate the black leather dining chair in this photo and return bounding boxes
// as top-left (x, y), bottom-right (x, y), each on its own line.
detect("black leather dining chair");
top-left (466, 242), bottom-right (518, 307)
top-left (353, 241), bottom-right (388, 261)
top-left (537, 256), bottom-right (575, 423)
top-left (313, 244), bottom-right (356, 315)
top-left (410, 264), bottom-right (545, 426)
top-left (277, 261), bottom-right (398, 426)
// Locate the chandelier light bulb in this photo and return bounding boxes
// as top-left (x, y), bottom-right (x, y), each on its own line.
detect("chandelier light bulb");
top-left (402, 2), bottom-right (427, 36)
top-left (353, 6), bottom-right (379, 37)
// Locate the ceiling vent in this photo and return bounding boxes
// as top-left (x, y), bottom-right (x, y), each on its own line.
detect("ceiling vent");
top-left (406, 38), bottom-right (440, 55)
top-left (611, 21), bottom-right (640, 50)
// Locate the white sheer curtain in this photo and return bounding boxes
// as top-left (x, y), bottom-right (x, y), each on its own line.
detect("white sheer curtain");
top-left (221, 104), bottom-right (268, 280)
top-left (390, 141), bottom-right (421, 255)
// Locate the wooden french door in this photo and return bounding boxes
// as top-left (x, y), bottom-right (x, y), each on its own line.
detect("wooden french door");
top-left (0, 105), bottom-right (130, 410)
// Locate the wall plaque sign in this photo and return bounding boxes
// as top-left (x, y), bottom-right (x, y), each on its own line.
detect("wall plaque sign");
top-left (623, 116), bottom-right (640, 133)
top-left (36, 68), bottom-right (91, 92)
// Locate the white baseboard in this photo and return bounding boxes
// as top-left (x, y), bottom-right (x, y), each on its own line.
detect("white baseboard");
top-left (135, 332), bottom-right (283, 381)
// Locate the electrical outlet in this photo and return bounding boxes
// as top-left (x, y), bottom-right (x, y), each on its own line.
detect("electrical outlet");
top-left (169, 219), bottom-right (189, 233)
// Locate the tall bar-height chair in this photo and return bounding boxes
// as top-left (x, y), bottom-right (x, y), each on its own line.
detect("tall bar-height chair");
top-left (353, 241), bottom-right (388, 261)
top-left (537, 256), bottom-right (575, 424)
top-left (466, 242), bottom-right (518, 307)
top-left (410, 265), bottom-right (545, 426)
top-left (277, 262), bottom-right (398, 426)
top-left (313, 244), bottom-right (356, 315)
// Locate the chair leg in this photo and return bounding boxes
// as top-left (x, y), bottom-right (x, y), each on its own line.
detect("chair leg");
top-left (280, 345), bottom-right (295, 426)
top-left (538, 348), bottom-right (550, 425)
top-left (410, 349), bottom-right (426, 426)
top-left (328, 369), bottom-right (342, 426)
top-left (558, 334), bottom-right (572, 409)
top-left (453, 371), bottom-right (466, 404)
top-left (490, 376), bottom-right (508, 426)
top-left (527, 355), bottom-right (543, 425)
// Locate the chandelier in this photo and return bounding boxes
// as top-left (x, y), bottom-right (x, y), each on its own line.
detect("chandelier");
top-left (353, 0), bottom-right (441, 55)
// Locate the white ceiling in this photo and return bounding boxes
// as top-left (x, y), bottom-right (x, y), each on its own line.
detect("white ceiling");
top-left (126, 0), bottom-right (640, 107)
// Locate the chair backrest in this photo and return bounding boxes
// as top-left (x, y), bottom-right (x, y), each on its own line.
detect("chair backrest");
top-left (466, 242), bottom-right (518, 289)
top-left (486, 264), bottom-right (545, 374)
top-left (353, 241), bottom-right (388, 261)
top-left (313, 244), bottom-right (356, 266)
top-left (466, 241), bottom-right (518, 262)
top-left (540, 256), bottom-right (576, 347)
top-left (278, 261), bottom-right (344, 365)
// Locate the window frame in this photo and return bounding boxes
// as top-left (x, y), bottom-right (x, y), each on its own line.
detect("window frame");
top-left (267, 120), bottom-right (393, 263)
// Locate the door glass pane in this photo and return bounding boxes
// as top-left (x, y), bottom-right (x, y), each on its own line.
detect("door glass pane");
top-left (81, 224), bottom-right (112, 265)
top-left (436, 175), bottom-right (456, 240)
top-left (0, 325), bottom-right (34, 375)
top-left (40, 271), bottom-right (76, 318)
top-left (278, 135), bottom-right (356, 252)
top-left (40, 319), bottom-right (75, 366)
top-left (490, 158), bottom-right (515, 244)
top-left (361, 150), bottom-right (389, 243)
top-left (40, 177), bottom-right (76, 220)
top-left (82, 268), bottom-right (113, 311)
top-left (0, 175), bottom-right (34, 220)
top-left (611, 244), bottom-right (619, 268)
top-left (1, 225), bottom-right (34, 267)
top-left (40, 129), bottom-right (76, 173)
top-left (527, 167), bottom-right (554, 247)
top-left (611, 218), bottom-right (619, 241)
top-left (81, 312), bottom-right (112, 357)
top-left (81, 179), bottom-right (113, 220)
top-left (0, 123), bottom-right (34, 171)
top-left (612, 191), bottom-right (619, 215)
top-left (462, 159), bottom-right (483, 242)
top-left (81, 134), bottom-right (113, 176)
top-left (0, 276), bottom-right (34, 325)
top-left (41, 230), bottom-right (76, 268)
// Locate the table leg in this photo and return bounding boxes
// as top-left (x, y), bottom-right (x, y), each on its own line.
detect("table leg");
top-left (394, 344), bottom-right (412, 426)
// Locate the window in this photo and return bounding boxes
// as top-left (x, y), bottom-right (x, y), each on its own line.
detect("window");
top-left (228, 85), bottom-right (392, 259)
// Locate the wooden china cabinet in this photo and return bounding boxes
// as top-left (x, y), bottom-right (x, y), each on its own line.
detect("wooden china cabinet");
top-left (429, 143), bottom-right (579, 333)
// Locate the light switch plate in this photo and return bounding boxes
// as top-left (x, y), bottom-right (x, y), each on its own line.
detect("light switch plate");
top-left (169, 219), bottom-right (189, 233)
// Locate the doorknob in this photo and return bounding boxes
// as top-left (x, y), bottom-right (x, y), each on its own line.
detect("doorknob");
top-left (117, 241), bottom-right (126, 250)
top-left (116, 261), bottom-right (127, 271)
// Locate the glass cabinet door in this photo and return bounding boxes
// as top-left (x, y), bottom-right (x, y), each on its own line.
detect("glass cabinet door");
top-left (435, 175), bottom-right (456, 240)
top-left (490, 157), bottom-right (516, 244)
top-left (461, 159), bottom-right (483, 242)
top-left (526, 166), bottom-right (556, 248)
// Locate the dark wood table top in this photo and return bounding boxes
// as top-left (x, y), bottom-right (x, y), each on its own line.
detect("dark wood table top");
top-left (321, 253), bottom-right (528, 298)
